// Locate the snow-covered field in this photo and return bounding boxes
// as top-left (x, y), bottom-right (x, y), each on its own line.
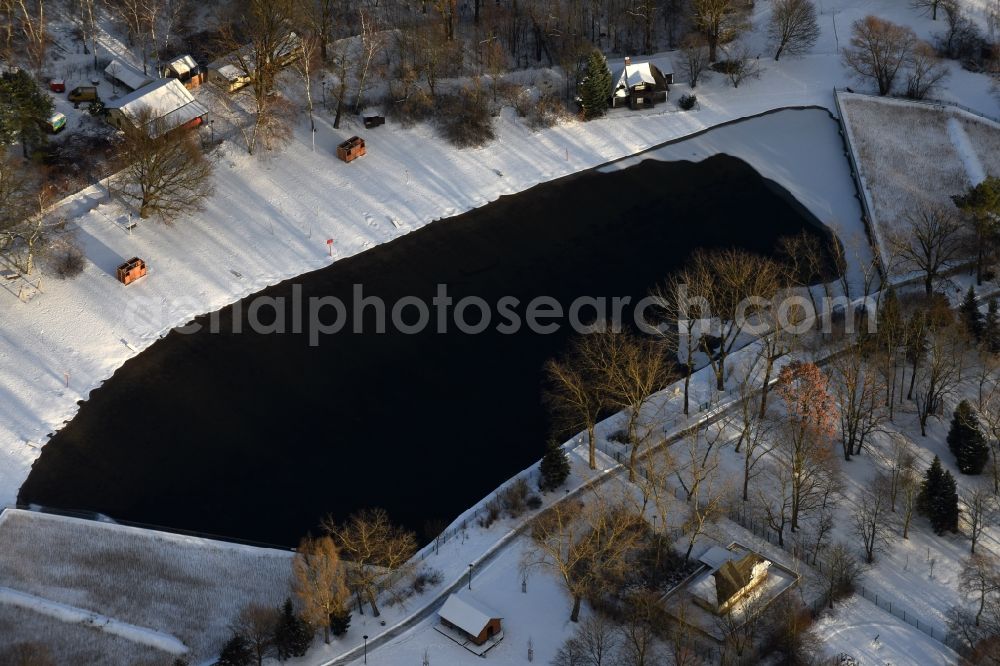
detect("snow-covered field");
top-left (838, 93), bottom-right (1000, 281)
top-left (0, 509), bottom-right (293, 663)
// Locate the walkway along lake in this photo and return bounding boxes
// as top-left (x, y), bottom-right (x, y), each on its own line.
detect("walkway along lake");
top-left (19, 153), bottom-right (835, 546)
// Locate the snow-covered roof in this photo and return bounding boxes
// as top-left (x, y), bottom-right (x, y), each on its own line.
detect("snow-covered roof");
top-left (614, 60), bottom-right (672, 93)
top-left (438, 594), bottom-right (501, 636)
top-left (212, 64), bottom-right (245, 82)
top-left (698, 546), bottom-right (735, 570)
top-left (165, 55), bottom-right (198, 77)
top-left (209, 32), bottom-right (302, 79)
top-left (107, 78), bottom-right (208, 137)
top-left (104, 58), bottom-right (154, 91)
top-left (690, 571), bottom-right (718, 607)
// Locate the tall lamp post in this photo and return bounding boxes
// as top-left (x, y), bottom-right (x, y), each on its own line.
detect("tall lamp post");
top-left (363, 634), bottom-right (369, 663)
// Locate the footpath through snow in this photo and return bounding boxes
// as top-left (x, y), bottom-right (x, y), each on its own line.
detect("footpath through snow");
top-left (0, 586), bottom-right (188, 655)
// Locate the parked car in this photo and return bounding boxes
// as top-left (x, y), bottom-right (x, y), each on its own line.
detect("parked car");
top-left (67, 86), bottom-right (99, 107)
top-left (44, 112), bottom-right (67, 134)
top-left (49, 79), bottom-right (65, 92)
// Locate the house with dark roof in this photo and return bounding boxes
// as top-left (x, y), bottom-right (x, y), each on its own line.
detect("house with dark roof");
top-left (611, 57), bottom-right (672, 110)
top-left (691, 550), bottom-right (770, 614)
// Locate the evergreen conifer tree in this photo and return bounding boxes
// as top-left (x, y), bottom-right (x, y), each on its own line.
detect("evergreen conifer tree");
top-left (329, 607), bottom-right (352, 637)
top-left (579, 50), bottom-right (611, 120)
top-left (918, 455), bottom-right (960, 534)
top-left (539, 439), bottom-right (571, 491)
top-left (216, 633), bottom-right (253, 666)
top-left (948, 400), bottom-right (989, 474)
top-left (274, 598), bottom-right (313, 659)
top-left (985, 297), bottom-right (1000, 353)
top-left (960, 285), bottom-right (984, 340)
top-left (0, 70), bottom-right (54, 158)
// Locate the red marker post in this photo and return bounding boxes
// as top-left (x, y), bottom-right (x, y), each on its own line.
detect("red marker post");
top-left (326, 238), bottom-right (334, 257)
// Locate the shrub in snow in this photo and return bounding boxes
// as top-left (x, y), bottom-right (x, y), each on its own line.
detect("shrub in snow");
top-left (500, 477), bottom-right (531, 517)
top-left (50, 242), bottom-right (86, 279)
top-left (411, 567), bottom-right (443, 594)
top-left (479, 496), bottom-right (503, 528)
top-left (437, 85), bottom-right (496, 148)
top-left (918, 455), bottom-right (959, 534)
top-left (678, 94), bottom-right (697, 111)
top-left (948, 400), bottom-right (989, 475)
top-left (526, 494), bottom-right (542, 510)
top-left (539, 440), bottom-right (571, 492)
top-left (385, 80), bottom-right (436, 128)
top-left (524, 93), bottom-right (567, 130)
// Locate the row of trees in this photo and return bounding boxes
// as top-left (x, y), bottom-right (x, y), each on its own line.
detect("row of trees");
top-left (218, 507), bottom-right (417, 663)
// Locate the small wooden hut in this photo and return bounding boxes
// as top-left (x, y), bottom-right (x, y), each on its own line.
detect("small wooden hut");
top-left (437, 594), bottom-right (503, 648)
top-left (116, 257), bottom-right (147, 285)
top-left (336, 136), bottom-right (366, 163)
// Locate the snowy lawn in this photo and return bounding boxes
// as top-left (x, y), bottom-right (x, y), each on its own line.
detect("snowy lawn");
top-left (814, 595), bottom-right (959, 665)
top-left (837, 93), bottom-right (1000, 281)
top-left (0, 509), bottom-right (293, 662)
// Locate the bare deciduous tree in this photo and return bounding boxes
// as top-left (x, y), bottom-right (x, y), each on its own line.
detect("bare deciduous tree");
top-left (323, 508), bottom-right (417, 617)
top-left (818, 542), bottom-right (862, 608)
top-left (829, 340), bottom-right (885, 460)
top-left (899, 464), bottom-right (921, 538)
top-left (545, 335), bottom-right (606, 470)
top-left (905, 40), bottom-right (949, 99)
top-left (676, 33), bottom-right (710, 88)
top-left (963, 484), bottom-right (995, 554)
top-left (960, 553), bottom-right (1000, 627)
top-left (769, 0), bottom-right (819, 61)
top-left (218, 0), bottom-right (300, 154)
top-left (112, 115), bottom-right (215, 221)
top-left (715, 584), bottom-right (767, 662)
top-left (524, 498), bottom-right (642, 621)
top-left (690, 0), bottom-right (745, 62)
top-left (853, 476), bottom-right (894, 563)
top-left (598, 329), bottom-right (672, 482)
top-left (881, 433), bottom-right (916, 512)
top-left (911, 0), bottom-right (950, 21)
top-left (842, 15), bottom-right (917, 95)
top-left (231, 603), bottom-right (279, 666)
top-left (684, 248), bottom-right (783, 391)
top-left (890, 206), bottom-right (965, 296)
top-left (728, 369), bottom-right (776, 501)
top-left (915, 321), bottom-right (963, 436)
top-left (293, 535), bottom-right (348, 644)
top-left (775, 361), bottom-right (840, 531)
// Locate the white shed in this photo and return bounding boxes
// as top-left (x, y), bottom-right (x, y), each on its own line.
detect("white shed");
top-left (103, 58), bottom-right (154, 92)
top-left (106, 78), bottom-right (208, 137)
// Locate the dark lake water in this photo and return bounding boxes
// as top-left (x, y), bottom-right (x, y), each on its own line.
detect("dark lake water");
top-left (19, 154), bottom-right (833, 546)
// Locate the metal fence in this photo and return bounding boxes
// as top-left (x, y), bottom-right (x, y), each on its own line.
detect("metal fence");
top-left (726, 499), bottom-right (962, 650)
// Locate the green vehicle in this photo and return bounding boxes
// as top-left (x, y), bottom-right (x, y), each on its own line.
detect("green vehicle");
top-left (45, 112), bottom-right (67, 134)
top-left (67, 86), bottom-right (99, 107)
